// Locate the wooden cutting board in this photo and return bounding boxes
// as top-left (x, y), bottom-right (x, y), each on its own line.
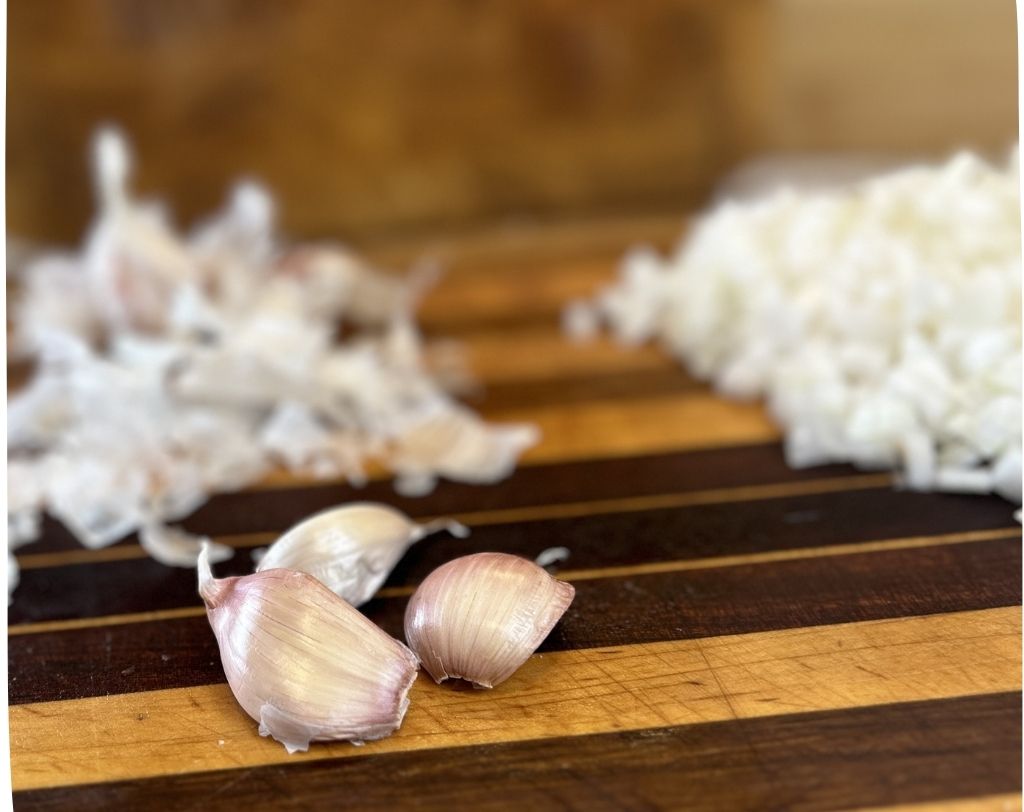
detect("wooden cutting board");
top-left (8, 216), bottom-right (1022, 811)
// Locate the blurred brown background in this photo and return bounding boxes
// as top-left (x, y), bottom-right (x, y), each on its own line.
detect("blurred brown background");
top-left (7, 0), bottom-right (1018, 245)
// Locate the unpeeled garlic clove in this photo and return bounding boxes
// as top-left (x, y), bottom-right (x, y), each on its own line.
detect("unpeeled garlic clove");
top-left (198, 543), bottom-right (419, 753)
top-left (404, 552), bottom-right (575, 688)
top-left (255, 502), bottom-right (467, 607)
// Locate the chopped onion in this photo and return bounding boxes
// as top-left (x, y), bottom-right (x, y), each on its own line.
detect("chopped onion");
top-left (574, 149), bottom-right (1021, 507)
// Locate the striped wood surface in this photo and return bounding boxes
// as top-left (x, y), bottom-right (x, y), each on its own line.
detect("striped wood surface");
top-left (8, 217), bottom-right (1022, 811)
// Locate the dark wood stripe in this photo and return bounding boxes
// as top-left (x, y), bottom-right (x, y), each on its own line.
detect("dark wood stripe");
top-left (10, 527), bottom-right (1006, 629)
top-left (420, 308), bottom-right (574, 336)
top-left (10, 484), bottom-right (1015, 624)
top-left (8, 358), bottom-right (34, 391)
top-left (14, 693), bottom-right (1021, 811)
top-left (379, 536), bottom-right (1021, 651)
top-left (17, 443), bottom-right (864, 553)
top-left (9, 537), bottom-right (1020, 704)
top-left (18, 476), bottom-right (899, 571)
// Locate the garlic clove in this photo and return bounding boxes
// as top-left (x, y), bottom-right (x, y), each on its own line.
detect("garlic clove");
top-left (255, 502), bottom-right (468, 607)
top-left (404, 552), bottom-right (575, 689)
top-left (198, 543), bottom-right (419, 753)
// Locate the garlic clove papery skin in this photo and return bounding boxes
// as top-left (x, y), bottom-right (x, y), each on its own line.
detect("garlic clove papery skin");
top-left (198, 543), bottom-right (419, 754)
top-left (255, 502), bottom-right (468, 607)
top-left (404, 552), bottom-right (575, 689)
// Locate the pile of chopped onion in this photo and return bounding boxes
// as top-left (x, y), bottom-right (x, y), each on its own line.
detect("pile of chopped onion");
top-left (570, 150), bottom-right (1021, 507)
top-left (7, 129), bottom-right (538, 596)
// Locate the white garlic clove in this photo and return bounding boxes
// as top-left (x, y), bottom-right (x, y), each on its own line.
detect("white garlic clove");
top-left (198, 543), bottom-right (419, 754)
top-left (256, 502), bottom-right (468, 607)
top-left (404, 552), bottom-right (575, 689)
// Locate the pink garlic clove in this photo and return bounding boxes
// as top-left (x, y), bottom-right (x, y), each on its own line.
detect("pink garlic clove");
top-left (198, 544), bottom-right (419, 753)
top-left (404, 552), bottom-right (575, 689)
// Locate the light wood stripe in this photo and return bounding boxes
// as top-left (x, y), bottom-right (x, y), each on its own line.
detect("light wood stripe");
top-left (8, 606), bottom-right (215, 636)
top-left (510, 393), bottom-right (780, 463)
top-left (845, 794), bottom-right (1022, 812)
top-left (9, 607), bottom-right (1020, 791)
top-left (15, 473), bottom-right (894, 571)
top-left (7, 608), bottom-right (207, 636)
top-left (253, 392), bottom-right (781, 490)
top-left (9, 527), bottom-right (1017, 636)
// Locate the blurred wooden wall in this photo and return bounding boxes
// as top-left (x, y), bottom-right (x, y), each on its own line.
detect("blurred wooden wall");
top-left (7, 0), bottom-right (1017, 245)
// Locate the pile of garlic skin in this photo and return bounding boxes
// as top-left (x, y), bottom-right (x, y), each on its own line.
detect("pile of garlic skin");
top-left (7, 129), bottom-right (538, 595)
top-left (569, 150), bottom-right (1021, 505)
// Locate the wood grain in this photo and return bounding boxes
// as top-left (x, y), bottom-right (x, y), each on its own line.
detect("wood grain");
top-left (3, 441), bottom-right (786, 551)
top-left (13, 442), bottom-right (878, 556)
top-left (8, 198), bottom-right (1022, 807)
top-left (9, 1), bottom-right (1014, 245)
top-left (518, 393), bottom-right (780, 463)
top-left (849, 796), bottom-right (1022, 812)
top-left (16, 472), bottom-right (894, 569)
top-left (477, 366), bottom-right (700, 411)
top-left (10, 607), bottom-right (1020, 791)
top-left (418, 258), bottom-right (623, 334)
top-left (359, 211), bottom-right (686, 273)
top-left (11, 474), bottom-right (1016, 625)
top-left (15, 695), bottom-right (1021, 811)
top-left (223, 444), bottom-right (876, 537)
top-left (455, 327), bottom-right (680, 387)
top-left (13, 524), bottom-right (1012, 644)
top-left (767, 0), bottom-right (1017, 153)
top-left (9, 534), bottom-right (1019, 704)
top-left (8, 0), bottom-right (737, 244)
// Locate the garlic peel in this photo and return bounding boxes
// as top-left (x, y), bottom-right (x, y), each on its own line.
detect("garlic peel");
top-left (256, 503), bottom-right (468, 606)
top-left (7, 129), bottom-right (538, 606)
top-left (535, 546), bottom-right (571, 569)
top-left (404, 552), bottom-right (575, 689)
top-left (198, 543), bottom-right (419, 753)
top-left (140, 522), bottom-right (232, 568)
